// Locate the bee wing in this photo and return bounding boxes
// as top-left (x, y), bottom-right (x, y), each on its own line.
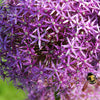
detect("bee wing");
top-left (95, 80), bottom-right (100, 90)
top-left (97, 77), bottom-right (100, 80)
top-left (96, 80), bottom-right (100, 86)
top-left (96, 77), bottom-right (100, 86)
top-left (82, 81), bottom-right (88, 91)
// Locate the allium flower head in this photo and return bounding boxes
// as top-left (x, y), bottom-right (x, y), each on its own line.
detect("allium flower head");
top-left (0, 0), bottom-right (100, 100)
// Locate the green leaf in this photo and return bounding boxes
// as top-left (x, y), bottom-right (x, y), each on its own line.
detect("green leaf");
top-left (0, 77), bottom-right (28, 100)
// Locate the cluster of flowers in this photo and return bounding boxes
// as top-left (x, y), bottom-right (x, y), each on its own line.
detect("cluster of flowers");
top-left (0, 0), bottom-right (100, 99)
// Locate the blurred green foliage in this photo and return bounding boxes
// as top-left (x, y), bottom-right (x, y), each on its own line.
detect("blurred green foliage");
top-left (0, 77), bottom-right (27, 100)
top-left (0, 0), bottom-right (2, 5)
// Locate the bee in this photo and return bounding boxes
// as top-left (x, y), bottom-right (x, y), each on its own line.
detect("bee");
top-left (82, 72), bottom-right (100, 91)
top-left (87, 72), bottom-right (97, 84)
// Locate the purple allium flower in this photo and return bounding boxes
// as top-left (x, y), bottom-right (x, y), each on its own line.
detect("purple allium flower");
top-left (1, 0), bottom-right (100, 100)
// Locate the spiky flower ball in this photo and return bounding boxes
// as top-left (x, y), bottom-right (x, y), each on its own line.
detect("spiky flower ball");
top-left (0, 0), bottom-right (100, 100)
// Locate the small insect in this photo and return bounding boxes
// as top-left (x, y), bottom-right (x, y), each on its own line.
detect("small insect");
top-left (82, 72), bottom-right (100, 91)
top-left (87, 72), bottom-right (97, 84)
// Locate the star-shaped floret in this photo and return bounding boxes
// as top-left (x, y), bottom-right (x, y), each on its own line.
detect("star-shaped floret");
top-left (62, 37), bottom-right (77, 57)
top-left (30, 27), bottom-right (49, 49)
top-left (7, 7), bottom-right (23, 24)
top-left (0, 36), bottom-right (10, 50)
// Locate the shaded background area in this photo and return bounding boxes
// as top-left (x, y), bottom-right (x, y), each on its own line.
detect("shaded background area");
top-left (0, 0), bottom-right (27, 100)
